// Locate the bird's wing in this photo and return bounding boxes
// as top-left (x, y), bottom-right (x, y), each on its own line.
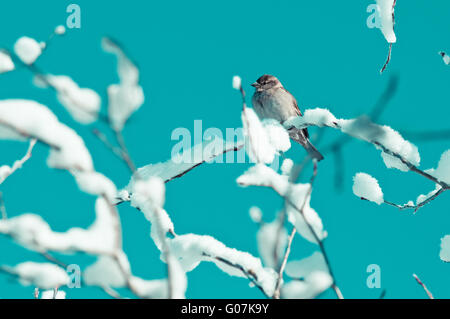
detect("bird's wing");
top-left (282, 87), bottom-right (309, 139)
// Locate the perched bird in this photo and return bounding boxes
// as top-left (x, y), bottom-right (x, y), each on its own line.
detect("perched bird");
top-left (251, 74), bottom-right (324, 161)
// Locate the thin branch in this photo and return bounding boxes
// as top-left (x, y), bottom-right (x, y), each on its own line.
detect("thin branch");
top-left (40, 250), bottom-right (123, 299)
top-left (40, 251), bottom-right (68, 269)
top-left (283, 162), bottom-right (343, 299)
top-left (380, 43), bottom-right (393, 74)
top-left (114, 129), bottom-right (136, 173)
top-left (13, 50), bottom-right (137, 176)
top-left (384, 187), bottom-right (446, 213)
top-left (0, 138), bottom-right (37, 185)
top-left (273, 227), bottom-right (296, 299)
top-left (413, 274), bottom-right (434, 299)
top-left (206, 254), bottom-right (270, 299)
top-left (168, 144), bottom-right (245, 183)
top-left (374, 142), bottom-right (450, 189)
top-left (273, 156), bottom-right (311, 268)
top-left (34, 288), bottom-right (39, 299)
top-left (380, 0), bottom-right (397, 74)
top-left (22, 62), bottom-right (110, 124)
top-left (92, 129), bottom-right (125, 159)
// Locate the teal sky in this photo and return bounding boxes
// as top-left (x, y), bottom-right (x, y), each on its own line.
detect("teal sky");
top-left (1, 1), bottom-right (450, 299)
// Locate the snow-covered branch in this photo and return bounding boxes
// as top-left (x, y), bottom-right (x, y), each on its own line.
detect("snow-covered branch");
top-left (0, 262), bottom-right (69, 290)
top-left (376, 0), bottom-right (397, 74)
top-left (285, 107), bottom-right (449, 212)
top-left (0, 139), bottom-right (36, 185)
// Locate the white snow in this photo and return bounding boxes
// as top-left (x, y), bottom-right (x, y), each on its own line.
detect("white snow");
top-left (168, 233), bottom-right (277, 296)
top-left (340, 117), bottom-right (420, 172)
top-left (257, 220), bottom-right (288, 269)
top-left (73, 171), bottom-right (118, 203)
top-left (285, 109), bottom-right (420, 172)
top-left (0, 50), bottom-right (15, 73)
top-left (41, 289), bottom-right (66, 299)
top-left (102, 37), bottom-right (144, 131)
top-left (0, 99), bottom-right (93, 171)
top-left (281, 158), bottom-right (294, 176)
top-left (128, 137), bottom-right (243, 189)
top-left (285, 251), bottom-right (328, 279)
top-left (0, 197), bottom-right (119, 255)
top-left (249, 206), bottom-right (262, 223)
top-left (9, 262), bottom-right (69, 289)
top-left (281, 271), bottom-right (332, 299)
top-left (416, 185), bottom-right (442, 206)
top-left (128, 256), bottom-right (187, 298)
top-left (285, 108), bottom-right (338, 129)
top-left (439, 51), bottom-right (450, 65)
top-left (129, 255), bottom-right (187, 299)
top-left (130, 177), bottom-right (173, 250)
top-left (262, 119), bottom-right (291, 153)
top-left (242, 107), bottom-right (277, 164)
top-left (13, 36), bottom-right (42, 65)
top-left (0, 139), bottom-right (36, 185)
top-left (232, 75), bottom-right (242, 90)
top-left (286, 193), bottom-right (325, 244)
top-left (54, 25), bottom-right (66, 35)
top-left (165, 255), bottom-right (188, 299)
top-left (84, 255), bottom-right (128, 288)
top-left (237, 163), bottom-right (291, 195)
top-left (352, 172), bottom-right (384, 205)
top-left (237, 164), bottom-right (326, 244)
top-left (129, 276), bottom-right (169, 299)
top-left (282, 251), bottom-right (331, 299)
top-left (131, 177), bottom-right (165, 208)
top-left (440, 235), bottom-right (450, 262)
top-left (376, 0), bottom-right (397, 43)
top-left (43, 75), bottom-right (101, 124)
top-left (427, 150), bottom-right (450, 185)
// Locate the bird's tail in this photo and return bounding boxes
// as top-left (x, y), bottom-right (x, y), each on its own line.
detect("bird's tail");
top-left (289, 128), bottom-right (324, 161)
top-left (304, 139), bottom-right (324, 162)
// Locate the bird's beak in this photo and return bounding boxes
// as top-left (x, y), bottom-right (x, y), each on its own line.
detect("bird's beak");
top-left (251, 82), bottom-right (259, 88)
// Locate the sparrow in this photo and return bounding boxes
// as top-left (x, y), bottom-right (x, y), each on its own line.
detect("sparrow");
top-left (251, 74), bottom-right (324, 161)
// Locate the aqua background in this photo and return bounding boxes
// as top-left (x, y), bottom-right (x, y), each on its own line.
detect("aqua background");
top-left (1, 1), bottom-right (450, 299)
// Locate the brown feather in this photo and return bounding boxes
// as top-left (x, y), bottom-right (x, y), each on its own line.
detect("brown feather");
top-left (282, 87), bottom-right (309, 139)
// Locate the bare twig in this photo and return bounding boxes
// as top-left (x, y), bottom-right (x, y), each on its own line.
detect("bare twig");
top-left (273, 156), bottom-right (310, 267)
top-left (413, 273), bottom-right (434, 299)
top-left (12, 50), bottom-right (137, 176)
top-left (114, 129), bottom-right (136, 173)
top-left (207, 254), bottom-right (270, 299)
top-left (380, 43), bottom-right (393, 74)
top-left (0, 138), bottom-right (37, 185)
top-left (283, 162), bottom-right (343, 299)
top-left (380, 0), bottom-right (397, 74)
top-left (375, 142), bottom-right (449, 189)
top-left (384, 187), bottom-right (445, 213)
top-left (92, 129), bottom-right (125, 159)
top-left (34, 288), bottom-right (40, 299)
top-left (273, 227), bottom-right (296, 299)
